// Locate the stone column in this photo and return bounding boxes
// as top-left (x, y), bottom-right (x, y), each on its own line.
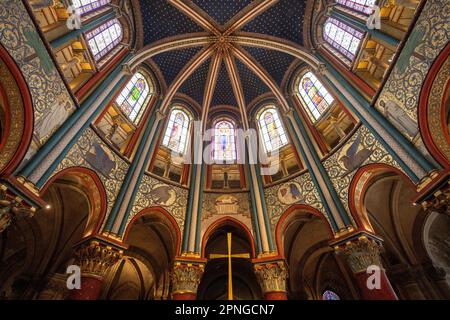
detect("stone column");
top-left (171, 261), bottom-right (205, 300)
top-left (254, 260), bottom-right (288, 300)
top-left (334, 234), bottom-right (398, 300)
top-left (69, 239), bottom-right (122, 300)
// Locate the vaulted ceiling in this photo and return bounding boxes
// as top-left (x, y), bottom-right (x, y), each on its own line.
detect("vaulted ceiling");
top-left (137, 0), bottom-right (308, 113)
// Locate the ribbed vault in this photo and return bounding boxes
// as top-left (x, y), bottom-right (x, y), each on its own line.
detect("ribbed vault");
top-left (133, 0), bottom-right (318, 121)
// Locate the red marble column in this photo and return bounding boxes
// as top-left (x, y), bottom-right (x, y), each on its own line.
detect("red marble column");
top-left (171, 261), bottom-right (205, 300)
top-left (172, 292), bottom-right (197, 300)
top-left (68, 239), bottom-right (122, 300)
top-left (352, 269), bottom-right (398, 300)
top-left (334, 234), bottom-right (398, 300)
top-left (69, 276), bottom-right (104, 300)
top-left (254, 260), bottom-right (289, 300)
top-left (264, 292), bottom-right (288, 300)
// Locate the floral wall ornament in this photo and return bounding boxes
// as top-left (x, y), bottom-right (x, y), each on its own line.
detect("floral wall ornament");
top-left (0, 0), bottom-right (76, 153)
top-left (374, 0), bottom-right (449, 157)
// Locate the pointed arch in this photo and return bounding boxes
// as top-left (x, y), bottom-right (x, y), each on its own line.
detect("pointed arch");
top-left (256, 105), bottom-right (289, 153)
top-left (275, 204), bottom-right (334, 257)
top-left (348, 163), bottom-right (416, 233)
top-left (201, 216), bottom-right (256, 259)
top-left (162, 106), bottom-right (193, 154)
top-left (212, 118), bottom-right (237, 162)
top-left (85, 18), bottom-right (124, 63)
top-left (0, 44), bottom-right (34, 176)
top-left (123, 206), bottom-right (182, 257)
top-left (40, 167), bottom-right (108, 238)
top-left (296, 70), bottom-right (335, 122)
top-left (115, 71), bottom-right (154, 125)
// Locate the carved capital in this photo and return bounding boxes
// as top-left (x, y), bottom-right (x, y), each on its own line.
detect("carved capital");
top-left (171, 262), bottom-right (205, 295)
top-left (155, 110), bottom-right (166, 121)
top-left (335, 236), bottom-right (383, 274)
top-left (73, 239), bottom-right (123, 279)
top-left (122, 63), bottom-right (133, 76)
top-left (0, 187), bottom-right (35, 233)
top-left (254, 260), bottom-right (288, 294)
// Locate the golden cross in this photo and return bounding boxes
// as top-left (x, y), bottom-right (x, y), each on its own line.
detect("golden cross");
top-left (209, 233), bottom-right (250, 300)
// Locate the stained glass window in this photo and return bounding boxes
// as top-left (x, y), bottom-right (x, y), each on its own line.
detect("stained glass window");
top-left (213, 120), bottom-right (237, 162)
top-left (258, 107), bottom-right (288, 153)
top-left (162, 109), bottom-right (191, 154)
top-left (85, 19), bottom-right (123, 62)
top-left (115, 72), bottom-right (152, 125)
top-left (335, 0), bottom-right (376, 15)
top-left (323, 290), bottom-right (341, 300)
top-left (72, 0), bottom-right (111, 15)
top-left (298, 71), bottom-right (335, 122)
top-left (323, 17), bottom-right (364, 62)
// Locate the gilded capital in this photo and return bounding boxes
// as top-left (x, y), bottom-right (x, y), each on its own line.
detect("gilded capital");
top-left (335, 236), bottom-right (383, 274)
top-left (171, 263), bottom-right (205, 295)
top-left (421, 188), bottom-right (450, 217)
top-left (73, 239), bottom-right (123, 278)
top-left (254, 260), bottom-right (288, 294)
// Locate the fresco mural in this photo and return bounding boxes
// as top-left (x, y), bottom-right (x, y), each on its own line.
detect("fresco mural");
top-left (201, 192), bottom-right (254, 240)
top-left (323, 125), bottom-right (405, 216)
top-left (374, 0), bottom-right (449, 157)
top-left (264, 172), bottom-right (326, 234)
top-left (129, 173), bottom-right (188, 235)
top-left (53, 128), bottom-right (129, 218)
top-left (0, 0), bottom-right (76, 162)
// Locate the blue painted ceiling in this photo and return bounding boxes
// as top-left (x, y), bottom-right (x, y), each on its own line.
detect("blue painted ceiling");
top-left (138, 1), bottom-right (306, 110)
top-left (241, 0), bottom-right (306, 45)
top-left (151, 47), bottom-right (203, 88)
top-left (192, 0), bottom-right (252, 26)
top-left (178, 58), bottom-right (211, 106)
top-left (244, 46), bottom-right (296, 86)
top-left (211, 61), bottom-right (238, 107)
top-left (235, 59), bottom-right (270, 105)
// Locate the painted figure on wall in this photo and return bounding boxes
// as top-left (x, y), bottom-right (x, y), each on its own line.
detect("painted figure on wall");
top-left (278, 182), bottom-right (304, 204)
top-left (340, 134), bottom-right (372, 176)
top-left (379, 100), bottom-right (418, 138)
top-left (86, 142), bottom-right (116, 177)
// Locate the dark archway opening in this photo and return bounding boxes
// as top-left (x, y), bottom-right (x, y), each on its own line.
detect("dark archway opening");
top-left (197, 224), bottom-right (262, 300)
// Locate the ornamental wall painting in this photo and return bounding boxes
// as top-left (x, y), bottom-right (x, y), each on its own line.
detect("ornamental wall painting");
top-left (201, 192), bottom-right (254, 241)
top-left (264, 172), bottom-right (326, 235)
top-left (322, 125), bottom-right (405, 217)
top-left (0, 0), bottom-right (76, 164)
top-left (53, 128), bottom-right (129, 220)
top-left (374, 0), bottom-right (449, 158)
